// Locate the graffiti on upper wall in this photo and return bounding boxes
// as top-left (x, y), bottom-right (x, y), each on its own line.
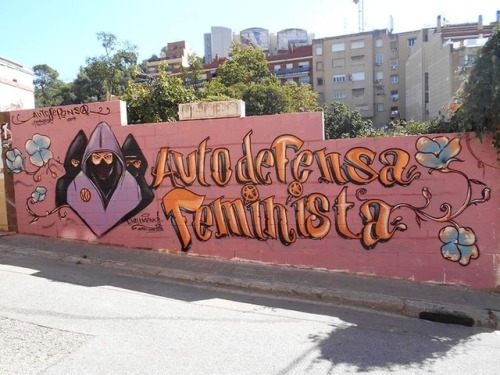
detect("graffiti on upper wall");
top-left (10, 104), bottom-right (111, 127)
top-left (5, 126), bottom-right (491, 266)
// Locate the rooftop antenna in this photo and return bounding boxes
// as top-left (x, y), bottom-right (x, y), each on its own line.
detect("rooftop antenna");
top-left (353, 0), bottom-right (365, 32)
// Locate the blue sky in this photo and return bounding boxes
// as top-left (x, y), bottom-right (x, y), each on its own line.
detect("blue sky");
top-left (2, 0), bottom-right (498, 82)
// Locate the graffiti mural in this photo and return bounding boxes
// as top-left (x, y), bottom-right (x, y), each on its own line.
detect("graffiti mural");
top-left (4, 102), bottom-right (499, 289)
top-left (6, 121), bottom-right (154, 236)
top-left (62, 122), bottom-right (154, 236)
top-left (149, 132), bottom-right (490, 267)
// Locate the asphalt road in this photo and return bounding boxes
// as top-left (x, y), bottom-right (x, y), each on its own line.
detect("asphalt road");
top-left (1, 250), bottom-right (499, 375)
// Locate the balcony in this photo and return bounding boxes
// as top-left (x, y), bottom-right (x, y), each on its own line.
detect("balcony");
top-left (273, 66), bottom-right (310, 79)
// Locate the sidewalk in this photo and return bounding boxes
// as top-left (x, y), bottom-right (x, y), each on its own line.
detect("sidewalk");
top-left (1, 233), bottom-right (499, 329)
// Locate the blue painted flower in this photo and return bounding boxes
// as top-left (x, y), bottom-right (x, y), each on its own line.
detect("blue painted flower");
top-left (25, 134), bottom-right (53, 167)
top-left (415, 136), bottom-right (461, 169)
top-left (31, 186), bottom-right (47, 203)
top-left (5, 148), bottom-right (25, 173)
top-left (439, 226), bottom-right (479, 265)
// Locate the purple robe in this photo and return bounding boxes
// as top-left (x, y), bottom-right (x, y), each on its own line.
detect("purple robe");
top-left (67, 122), bottom-right (142, 237)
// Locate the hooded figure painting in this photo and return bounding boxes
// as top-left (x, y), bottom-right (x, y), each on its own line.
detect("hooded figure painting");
top-left (64, 122), bottom-right (150, 236)
top-left (55, 130), bottom-right (88, 207)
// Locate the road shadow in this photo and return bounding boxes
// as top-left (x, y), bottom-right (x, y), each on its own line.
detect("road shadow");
top-left (0, 234), bottom-right (492, 372)
top-left (301, 322), bottom-right (479, 373)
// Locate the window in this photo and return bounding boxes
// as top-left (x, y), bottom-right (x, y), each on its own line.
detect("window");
top-left (351, 39), bottom-right (364, 49)
top-left (274, 65), bottom-right (281, 71)
top-left (377, 103), bottom-right (385, 112)
top-left (407, 37), bottom-right (417, 47)
top-left (286, 63), bottom-right (293, 69)
top-left (390, 106), bottom-right (399, 119)
top-left (333, 74), bottom-right (346, 83)
top-left (376, 86), bottom-right (385, 96)
top-left (375, 54), bottom-right (384, 65)
top-left (355, 104), bottom-right (370, 112)
top-left (298, 76), bottom-right (310, 84)
top-left (352, 88), bottom-right (365, 97)
top-left (351, 55), bottom-right (364, 61)
top-left (331, 43), bottom-right (345, 52)
top-left (375, 71), bottom-right (384, 81)
top-left (298, 61), bottom-right (310, 69)
top-left (460, 54), bottom-right (477, 67)
top-left (350, 72), bottom-right (365, 81)
top-left (317, 77), bottom-right (324, 86)
top-left (390, 42), bottom-right (398, 52)
top-left (390, 74), bottom-right (399, 84)
top-left (316, 61), bottom-right (324, 71)
top-left (316, 46), bottom-right (323, 55)
top-left (318, 92), bottom-right (325, 102)
top-left (375, 38), bottom-right (383, 47)
top-left (332, 58), bottom-right (345, 68)
top-left (390, 58), bottom-right (398, 70)
top-left (391, 90), bottom-right (399, 101)
top-left (333, 90), bottom-right (347, 99)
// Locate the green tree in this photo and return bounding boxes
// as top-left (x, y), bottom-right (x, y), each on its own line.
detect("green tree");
top-left (204, 43), bottom-right (269, 100)
top-left (57, 83), bottom-right (77, 105)
top-left (122, 64), bottom-right (196, 123)
top-left (204, 43), bottom-right (319, 116)
top-left (73, 62), bottom-right (108, 102)
top-left (242, 80), bottom-right (290, 116)
top-left (179, 54), bottom-right (205, 94)
top-left (323, 102), bottom-right (373, 139)
top-left (73, 32), bottom-right (138, 102)
top-left (441, 26), bottom-right (500, 150)
top-left (215, 43), bottom-right (269, 87)
top-left (33, 64), bottom-right (74, 107)
top-left (241, 78), bottom-right (319, 116)
top-left (282, 81), bottom-right (319, 113)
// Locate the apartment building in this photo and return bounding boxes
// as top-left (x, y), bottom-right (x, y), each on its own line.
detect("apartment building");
top-left (240, 28), bottom-right (270, 53)
top-left (146, 15), bottom-right (496, 124)
top-left (312, 28), bottom-right (420, 126)
top-left (146, 41), bottom-right (190, 76)
top-left (203, 26), bottom-right (315, 64)
top-left (406, 16), bottom-right (495, 121)
top-left (146, 40), bottom-right (313, 88)
top-left (204, 26), bottom-right (233, 64)
top-left (267, 45), bottom-right (313, 85)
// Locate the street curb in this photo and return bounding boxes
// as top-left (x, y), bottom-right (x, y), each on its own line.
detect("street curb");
top-left (1, 245), bottom-right (497, 329)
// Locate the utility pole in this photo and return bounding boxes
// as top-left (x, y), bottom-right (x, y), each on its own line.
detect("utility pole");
top-left (353, 0), bottom-right (365, 32)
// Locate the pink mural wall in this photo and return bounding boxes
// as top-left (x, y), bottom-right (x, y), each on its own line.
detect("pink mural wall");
top-left (4, 101), bottom-right (500, 290)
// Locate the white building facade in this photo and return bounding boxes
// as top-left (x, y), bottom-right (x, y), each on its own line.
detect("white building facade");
top-left (0, 57), bottom-right (34, 111)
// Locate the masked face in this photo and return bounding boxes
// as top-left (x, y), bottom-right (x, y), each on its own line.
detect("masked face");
top-left (91, 151), bottom-right (114, 180)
